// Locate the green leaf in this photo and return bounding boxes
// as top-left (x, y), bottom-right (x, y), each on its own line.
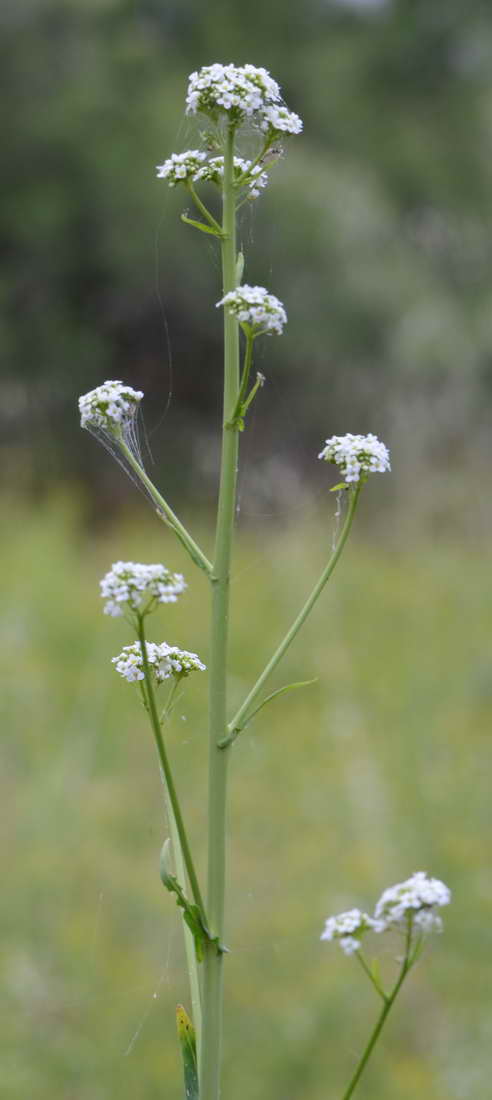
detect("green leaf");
top-left (159, 838), bottom-right (175, 889)
top-left (166, 521), bottom-right (211, 574)
top-left (221, 678), bottom-right (318, 746)
top-left (176, 1005), bottom-right (199, 1100)
top-left (160, 840), bottom-right (226, 960)
top-left (244, 678), bottom-right (318, 727)
top-left (371, 958), bottom-right (381, 987)
top-left (235, 251), bottom-right (244, 283)
top-left (181, 214), bottom-right (222, 237)
top-left (330, 482), bottom-right (349, 492)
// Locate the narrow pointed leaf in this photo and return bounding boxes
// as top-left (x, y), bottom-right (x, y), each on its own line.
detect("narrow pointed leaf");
top-left (243, 678), bottom-right (318, 728)
top-left (235, 251), bottom-right (244, 283)
top-left (160, 838), bottom-right (174, 889)
top-left (222, 679), bottom-right (318, 746)
top-left (160, 840), bottom-right (226, 960)
top-left (181, 214), bottom-right (222, 237)
top-left (176, 1004), bottom-right (199, 1100)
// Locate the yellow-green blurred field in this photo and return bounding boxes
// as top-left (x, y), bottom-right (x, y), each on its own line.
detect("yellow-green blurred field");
top-left (2, 496), bottom-right (491, 1100)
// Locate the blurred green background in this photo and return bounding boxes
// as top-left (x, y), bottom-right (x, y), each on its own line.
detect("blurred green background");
top-left (2, 1), bottom-right (492, 1097)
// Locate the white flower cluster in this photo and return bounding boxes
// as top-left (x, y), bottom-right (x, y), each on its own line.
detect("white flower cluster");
top-left (374, 871), bottom-right (451, 934)
top-left (186, 63), bottom-right (280, 121)
top-left (112, 641), bottom-right (206, 684)
top-left (217, 285), bottom-right (287, 335)
top-left (321, 872), bottom-right (451, 956)
top-left (321, 909), bottom-right (382, 956)
top-left (79, 380), bottom-right (144, 434)
top-left (196, 156), bottom-right (269, 198)
top-left (259, 104), bottom-right (303, 136)
top-left (185, 63), bottom-right (303, 137)
top-left (156, 149), bottom-right (207, 185)
top-left (156, 152), bottom-right (269, 200)
top-left (100, 561), bottom-right (186, 617)
top-left (318, 433), bottom-right (391, 483)
top-left (165, 646), bottom-right (207, 677)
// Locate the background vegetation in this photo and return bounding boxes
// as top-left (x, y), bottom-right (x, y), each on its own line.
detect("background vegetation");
top-left (3, 498), bottom-right (492, 1099)
top-left (3, 1), bottom-right (492, 1097)
top-left (3, 0), bottom-right (492, 524)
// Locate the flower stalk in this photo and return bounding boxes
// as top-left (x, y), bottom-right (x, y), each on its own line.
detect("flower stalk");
top-left (186, 180), bottom-right (224, 236)
top-left (341, 921), bottom-right (415, 1100)
top-left (118, 439), bottom-right (213, 576)
top-left (160, 684), bottom-right (203, 1058)
top-left (226, 329), bottom-right (254, 429)
top-left (223, 486), bottom-right (361, 747)
top-left (136, 616), bottom-right (207, 922)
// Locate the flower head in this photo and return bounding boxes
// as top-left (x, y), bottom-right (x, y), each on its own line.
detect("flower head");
top-left (79, 380), bottom-right (143, 435)
top-left (374, 871), bottom-right (451, 934)
top-left (186, 63), bottom-right (281, 123)
top-left (100, 561), bottom-right (186, 618)
top-left (196, 156), bottom-right (269, 198)
top-left (259, 104), bottom-right (303, 137)
top-left (318, 433), bottom-right (390, 484)
top-left (217, 285), bottom-right (287, 335)
top-left (156, 150), bottom-right (207, 185)
top-left (112, 641), bottom-right (206, 684)
top-left (157, 151), bottom-right (268, 200)
top-left (321, 909), bottom-right (382, 956)
top-left (185, 63), bottom-right (303, 138)
top-left (163, 646), bottom-right (207, 678)
top-left (321, 872), bottom-right (451, 960)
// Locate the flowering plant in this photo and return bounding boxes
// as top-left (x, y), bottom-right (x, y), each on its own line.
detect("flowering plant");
top-left (78, 62), bottom-right (447, 1100)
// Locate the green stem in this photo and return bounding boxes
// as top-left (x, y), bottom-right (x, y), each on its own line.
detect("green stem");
top-left (341, 920), bottom-right (414, 1100)
top-left (187, 181), bottom-right (224, 235)
top-left (227, 486), bottom-right (361, 741)
top-left (137, 617), bottom-right (206, 920)
top-left (118, 439), bottom-right (212, 576)
top-left (355, 951), bottom-right (387, 1001)
top-left (160, 683), bottom-right (202, 1065)
top-left (240, 370), bottom-right (264, 418)
top-left (200, 121), bottom-right (240, 1100)
top-left (226, 331), bottom-right (254, 427)
top-left (235, 138), bottom-right (271, 187)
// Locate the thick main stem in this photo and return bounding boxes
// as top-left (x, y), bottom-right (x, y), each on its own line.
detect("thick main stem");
top-left (200, 123), bottom-right (240, 1100)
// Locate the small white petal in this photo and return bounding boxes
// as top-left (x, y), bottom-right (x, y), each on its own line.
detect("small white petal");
top-left (216, 285), bottom-right (287, 335)
top-left (318, 433), bottom-right (390, 484)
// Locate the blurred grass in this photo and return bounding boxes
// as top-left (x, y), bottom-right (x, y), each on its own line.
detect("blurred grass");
top-left (2, 493), bottom-right (492, 1100)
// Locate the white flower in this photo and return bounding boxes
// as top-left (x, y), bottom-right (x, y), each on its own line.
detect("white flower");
top-left (217, 285), bottom-right (287, 335)
top-left (374, 871), bottom-right (451, 934)
top-left (186, 63), bottom-right (281, 122)
top-left (195, 156), bottom-right (269, 198)
top-left (321, 908), bottom-right (382, 956)
top-left (156, 149), bottom-right (207, 185)
top-left (163, 646), bottom-right (207, 677)
top-left (112, 641), bottom-right (169, 683)
top-left (112, 641), bottom-right (206, 684)
top-left (79, 380), bottom-right (143, 434)
top-left (100, 561), bottom-right (186, 617)
top-left (156, 151), bottom-right (268, 199)
top-left (318, 433), bottom-right (390, 483)
top-left (259, 104), bottom-right (303, 136)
